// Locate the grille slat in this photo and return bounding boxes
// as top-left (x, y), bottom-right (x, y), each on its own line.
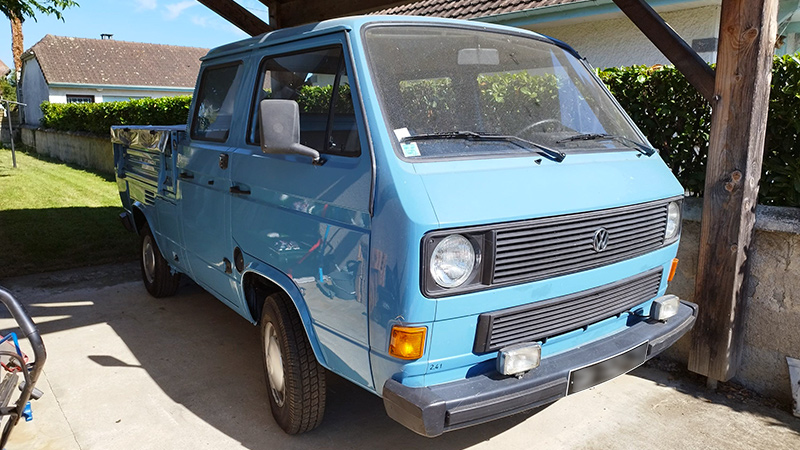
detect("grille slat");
top-left (496, 209), bottom-right (665, 243)
top-left (493, 236), bottom-right (664, 281)
top-left (491, 201), bottom-right (671, 285)
top-left (490, 287), bottom-right (656, 340)
top-left (492, 282), bottom-right (655, 327)
top-left (495, 232), bottom-right (664, 268)
top-left (495, 219), bottom-right (666, 257)
top-left (474, 269), bottom-right (663, 353)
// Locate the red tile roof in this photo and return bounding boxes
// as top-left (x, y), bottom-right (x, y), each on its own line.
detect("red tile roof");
top-left (373, 0), bottom-right (582, 20)
top-left (22, 35), bottom-right (207, 88)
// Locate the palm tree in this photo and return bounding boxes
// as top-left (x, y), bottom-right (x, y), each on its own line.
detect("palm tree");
top-left (1, 1), bottom-right (79, 78)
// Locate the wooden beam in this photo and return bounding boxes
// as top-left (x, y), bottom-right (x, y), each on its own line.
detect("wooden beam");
top-left (275, 0), bottom-right (419, 28)
top-left (612, 0), bottom-right (716, 102)
top-left (688, 0), bottom-right (778, 382)
top-left (257, 0), bottom-right (280, 29)
top-left (197, 0), bottom-right (272, 36)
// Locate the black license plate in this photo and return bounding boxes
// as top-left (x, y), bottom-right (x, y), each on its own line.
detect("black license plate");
top-left (568, 342), bottom-right (648, 395)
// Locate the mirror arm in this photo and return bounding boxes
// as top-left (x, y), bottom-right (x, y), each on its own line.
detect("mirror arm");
top-left (288, 143), bottom-right (326, 166)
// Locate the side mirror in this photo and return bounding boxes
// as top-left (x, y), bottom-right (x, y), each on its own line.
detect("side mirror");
top-left (259, 99), bottom-right (324, 165)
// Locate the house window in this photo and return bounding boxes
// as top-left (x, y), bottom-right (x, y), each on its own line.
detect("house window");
top-left (66, 95), bottom-right (95, 104)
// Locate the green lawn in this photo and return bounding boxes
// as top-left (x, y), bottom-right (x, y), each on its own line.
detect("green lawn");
top-left (0, 148), bottom-right (137, 279)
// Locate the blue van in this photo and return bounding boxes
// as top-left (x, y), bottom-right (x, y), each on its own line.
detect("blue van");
top-left (112, 15), bottom-right (697, 437)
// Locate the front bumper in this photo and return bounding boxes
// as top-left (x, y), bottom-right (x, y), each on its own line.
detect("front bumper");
top-left (383, 300), bottom-right (697, 437)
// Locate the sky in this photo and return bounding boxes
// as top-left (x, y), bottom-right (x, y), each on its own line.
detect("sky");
top-left (0, 0), bottom-right (272, 72)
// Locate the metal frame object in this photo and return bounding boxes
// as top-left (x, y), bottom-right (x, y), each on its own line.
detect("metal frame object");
top-left (0, 288), bottom-right (47, 449)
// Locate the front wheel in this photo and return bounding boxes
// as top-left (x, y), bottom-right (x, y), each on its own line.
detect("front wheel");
top-left (261, 292), bottom-right (326, 434)
top-left (139, 225), bottom-right (180, 298)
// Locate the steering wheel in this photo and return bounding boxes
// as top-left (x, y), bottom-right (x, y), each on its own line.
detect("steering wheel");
top-left (515, 118), bottom-right (571, 135)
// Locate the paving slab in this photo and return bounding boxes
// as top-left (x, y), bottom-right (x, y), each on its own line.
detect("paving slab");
top-left (0, 264), bottom-right (798, 450)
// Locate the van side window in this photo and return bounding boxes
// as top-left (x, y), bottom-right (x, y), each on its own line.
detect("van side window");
top-left (191, 63), bottom-right (243, 142)
top-left (250, 47), bottom-right (361, 156)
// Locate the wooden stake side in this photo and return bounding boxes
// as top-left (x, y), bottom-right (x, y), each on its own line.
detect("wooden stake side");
top-left (197, 0), bottom-right (272, 36)
top-left (611, 0), bottom-right (716, 102)
top-left (688, 0), bottom-right (778, 382)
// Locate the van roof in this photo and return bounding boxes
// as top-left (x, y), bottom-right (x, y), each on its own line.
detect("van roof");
top-left (202, 15), bottom-right (578, 61)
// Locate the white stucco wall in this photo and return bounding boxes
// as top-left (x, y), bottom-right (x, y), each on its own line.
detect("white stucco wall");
top-left (19, 58), bottom-right (50, 126)
top-left (47, 87), bottom-right (191, 104)
top-left (528, 5), bottom-right (722, 69)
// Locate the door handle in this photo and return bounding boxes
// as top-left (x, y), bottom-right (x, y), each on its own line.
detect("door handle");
top-left (230, 186), bottom-right (251, 195)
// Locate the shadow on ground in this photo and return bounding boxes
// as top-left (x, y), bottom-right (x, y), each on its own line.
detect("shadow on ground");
top-left (0, 207), bottom-right (136, 278)
top-left (629, 357), bottom-right (800, 437)
top-left (1, 267), bottom-right (533, 449)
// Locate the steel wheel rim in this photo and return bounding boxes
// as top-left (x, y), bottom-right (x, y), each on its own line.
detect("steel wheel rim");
top-left (142, 236), bottom-right (156, 284)
top-left (264, 322), bottom-right (286, 407)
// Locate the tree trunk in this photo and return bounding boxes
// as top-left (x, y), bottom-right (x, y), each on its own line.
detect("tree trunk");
top-left (10, 12), bottom-right (23, 80)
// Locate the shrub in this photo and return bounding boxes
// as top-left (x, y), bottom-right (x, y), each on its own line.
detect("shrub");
top-left (40, 96), bottom-right (192, 136)
top-left (598, 54), bottom-right (800, 207)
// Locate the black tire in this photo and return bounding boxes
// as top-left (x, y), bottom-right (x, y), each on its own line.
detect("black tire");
top-left (261, 292), bottom-right (326, 434)
top-left (139, 224), bottom-right (180, 298)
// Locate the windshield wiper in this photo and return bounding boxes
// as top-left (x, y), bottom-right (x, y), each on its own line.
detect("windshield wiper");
top-left (556, 133), bottom-right (656, 157)
top-left (402, 131), bottom-right (566, 162)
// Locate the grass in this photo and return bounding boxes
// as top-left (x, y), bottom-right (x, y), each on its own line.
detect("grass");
top-left (0, 147), bottom-right (137, 279)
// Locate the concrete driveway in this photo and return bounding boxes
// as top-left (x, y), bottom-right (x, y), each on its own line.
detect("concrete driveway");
top-left (1, 263), bottom-right (798, 450)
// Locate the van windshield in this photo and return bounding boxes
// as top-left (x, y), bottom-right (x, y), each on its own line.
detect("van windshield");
top-left (363, 25), bottom-right (648, 160)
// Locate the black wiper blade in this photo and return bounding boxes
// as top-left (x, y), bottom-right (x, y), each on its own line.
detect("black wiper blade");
top-left (402, 131), bottom-right (566, 162)
top-left (556, 133), bottom-right (656, 157)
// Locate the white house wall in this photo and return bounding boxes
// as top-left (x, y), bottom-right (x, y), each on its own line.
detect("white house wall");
top-left (531, 5), bottom-right (721, 69)
top-left (19, 58), bottom-right (50, 126)
top-left (48, 87), bottom-right (191, 104)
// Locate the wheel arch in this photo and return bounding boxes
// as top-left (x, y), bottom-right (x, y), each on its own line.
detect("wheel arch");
top-left (131, 202), bottom-right (150, 235)
top-left (242, 265), bottom-right (329, 370)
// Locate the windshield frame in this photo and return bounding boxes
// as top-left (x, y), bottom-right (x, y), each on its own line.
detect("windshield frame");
top-left (361, 21), bottom-right (651, 163)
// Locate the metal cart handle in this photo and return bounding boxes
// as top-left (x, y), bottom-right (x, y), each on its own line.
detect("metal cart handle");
top-left (0, 288), bottom-right (47, 448)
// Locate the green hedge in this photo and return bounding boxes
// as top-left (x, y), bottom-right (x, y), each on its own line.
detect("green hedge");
top-left (40, 96), bottom-right (192, 136)
top-left (598, 54), bottom-right (800, 207)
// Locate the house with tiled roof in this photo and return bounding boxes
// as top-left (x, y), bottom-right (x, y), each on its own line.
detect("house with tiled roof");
top-left (375, 0), bottom-right (800, 69)
top-left (18, 35), bottom-right (207, 126)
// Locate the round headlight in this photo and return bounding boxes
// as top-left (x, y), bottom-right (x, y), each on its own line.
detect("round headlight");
top-left (665, 201), bottom-right (681, 240)
top-left (430, 234), bottom-right (477, 288)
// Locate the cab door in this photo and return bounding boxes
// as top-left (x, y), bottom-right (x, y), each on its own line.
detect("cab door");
top-left (178, 61), bottom-right (244, 307)
top-left (229, 35), bottom-right (374, 389)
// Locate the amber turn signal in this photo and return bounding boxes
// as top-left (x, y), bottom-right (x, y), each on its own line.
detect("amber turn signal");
top-left (668, 258), bottom-right (679, 282)
top-left (389, 326), bottom-right (427, 360)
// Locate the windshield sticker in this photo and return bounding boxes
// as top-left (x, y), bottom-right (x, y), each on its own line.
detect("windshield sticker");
top-left (401, 142), bottom-right (421, 157)
top-left (394, 127), bottom-right (411, 141)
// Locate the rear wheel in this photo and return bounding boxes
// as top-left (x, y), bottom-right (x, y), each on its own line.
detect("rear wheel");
top-left (139, 225), bottom-right (180, 298)
top-left (261, 292), bottom-right (326, 434)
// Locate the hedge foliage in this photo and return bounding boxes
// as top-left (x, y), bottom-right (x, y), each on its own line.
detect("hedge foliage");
top-left (598, 54), bottom-right (800, 207)
top-left (40, 96), bottom-right (192, 136)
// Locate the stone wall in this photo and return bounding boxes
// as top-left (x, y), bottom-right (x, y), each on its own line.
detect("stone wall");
top-left (0, 108), bottom-right (20, 144)
top-left (20, 126), bottom-right (113, 174)
top-left (665, 198), bottom-right (800, 404)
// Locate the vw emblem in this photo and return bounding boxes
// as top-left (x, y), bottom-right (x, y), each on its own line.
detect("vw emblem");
top-left (592, 228), bottom-right (609, 252)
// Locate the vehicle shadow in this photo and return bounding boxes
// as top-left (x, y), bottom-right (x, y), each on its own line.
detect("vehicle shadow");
top-left (2, 274), bottom-right (533, 449)
top-left (628, 358), bottom-right (800, 437)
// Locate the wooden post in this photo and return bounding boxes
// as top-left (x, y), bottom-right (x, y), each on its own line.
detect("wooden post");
top-left (687, 0), bottom-right (778, 382)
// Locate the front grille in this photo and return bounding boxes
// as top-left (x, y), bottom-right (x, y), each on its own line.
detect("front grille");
top-left (492, 200), bottom-right (669, 285)
top-left (473, 268), bottom-right (662, 353)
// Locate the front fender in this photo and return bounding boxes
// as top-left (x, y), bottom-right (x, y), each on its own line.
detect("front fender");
top-left (241, 260), bottom-right (329, 370)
